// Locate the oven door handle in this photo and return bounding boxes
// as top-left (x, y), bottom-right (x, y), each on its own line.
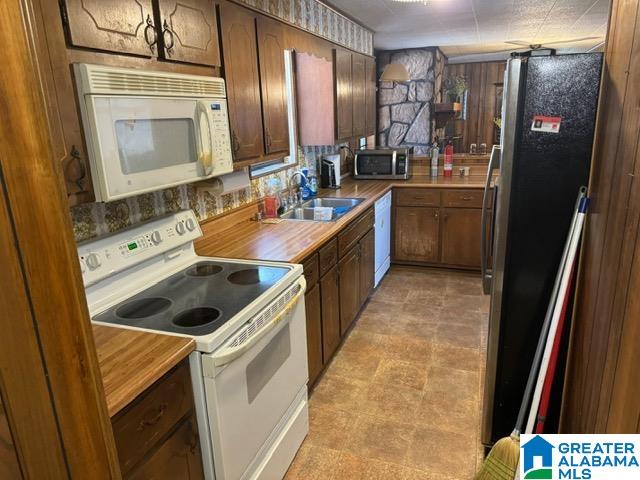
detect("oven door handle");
top-left (211, 280), bottom-right (305, 367)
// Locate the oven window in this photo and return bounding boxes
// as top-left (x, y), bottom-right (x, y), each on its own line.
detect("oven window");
top-left (358, 155), bottom-right (393, 175)
top-left (115, 118), bottom-right (197, 174)
top-left (245, 324), bottom-right (291, 404)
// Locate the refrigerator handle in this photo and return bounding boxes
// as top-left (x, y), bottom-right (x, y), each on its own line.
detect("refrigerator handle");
top-left (481, 145), bottom-right (500, 294)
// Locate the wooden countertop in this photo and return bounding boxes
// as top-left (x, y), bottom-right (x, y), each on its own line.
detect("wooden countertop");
top-left (93, 324), bottom-right (195, 417)
top-left (196, 175), bottom-right (489, 264)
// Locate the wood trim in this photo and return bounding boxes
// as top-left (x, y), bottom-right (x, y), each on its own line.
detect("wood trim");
top-left (0, 0), bottom-right (121, 476)
top-left (560, 0), bottom-right (640, 433)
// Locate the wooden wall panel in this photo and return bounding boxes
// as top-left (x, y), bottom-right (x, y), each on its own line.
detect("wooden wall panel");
top-left (0, 0), bottom-right (121, 476)
top-left (445, 61), bottom-right (506, 153)
top-left (561, 0), bottom-right (640, 433)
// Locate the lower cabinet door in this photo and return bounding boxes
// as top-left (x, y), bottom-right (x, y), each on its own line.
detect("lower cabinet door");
top-left (393, 206), bottom-right (440, 263)
top-left (320, 265), bottom-right (340, 363)
top-left (304, 283), bottom-right (323, 386)
top-left (441, 208), bottom-right (482, 267)
top-left (359, 228), bottom-right (375, 307)
top-left (128, 415), bottom-right (203, 480)
top-left (338, 246), bottom-right (361, 335)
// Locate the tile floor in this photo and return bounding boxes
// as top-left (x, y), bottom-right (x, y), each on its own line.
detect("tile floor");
top-left (285, 266), bottom-right (490, 480)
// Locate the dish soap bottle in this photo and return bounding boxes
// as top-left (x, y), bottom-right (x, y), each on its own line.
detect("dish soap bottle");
top-left (300, 168), bottom-right (311, 200)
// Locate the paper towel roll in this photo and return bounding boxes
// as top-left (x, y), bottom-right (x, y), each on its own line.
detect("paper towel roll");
top-left (197, 169), bottom-right (250, 195)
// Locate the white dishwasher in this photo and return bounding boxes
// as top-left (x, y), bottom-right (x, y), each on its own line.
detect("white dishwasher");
top-left (374, 191), bottom-right (392, 287)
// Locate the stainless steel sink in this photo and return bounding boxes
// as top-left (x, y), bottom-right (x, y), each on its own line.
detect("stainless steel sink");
top-left (301, 198), bottom-right (364, 209)
top-left (280, 197), bottom-right (364, 222)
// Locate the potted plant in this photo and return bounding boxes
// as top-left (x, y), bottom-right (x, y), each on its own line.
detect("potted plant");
top-left (443, 75), bottom-right (468, 104)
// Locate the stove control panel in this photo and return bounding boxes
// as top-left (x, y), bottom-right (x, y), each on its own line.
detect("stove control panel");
top-left (78, 210), bottom-right (202, 287)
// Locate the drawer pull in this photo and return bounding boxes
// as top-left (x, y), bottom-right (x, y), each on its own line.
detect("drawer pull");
top-left (137, 403), bottom-right (167, 431)
top-left (462, 196), bottom-right (473, 200)
top-left (413, 196), bottom-right (425, 200)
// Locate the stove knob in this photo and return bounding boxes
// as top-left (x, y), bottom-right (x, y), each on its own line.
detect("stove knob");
top-left (185, 218), bottom-right (196, 232)
top-left (150, 230), bottom-right (163, 244)
top-left (85, 252), bottom-right (102, 270)
top-left (175, 222), bottom-right (186, 235)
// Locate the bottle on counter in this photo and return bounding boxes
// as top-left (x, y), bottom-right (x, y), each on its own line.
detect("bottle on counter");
top-left (444, 141), bottom-right (454, 177)
top-left (300, 168), bottom-right (311, 200)
top-left (309, 174), bottom-right (318, 197)
top-left (430, 138), bottom-right (439, 177)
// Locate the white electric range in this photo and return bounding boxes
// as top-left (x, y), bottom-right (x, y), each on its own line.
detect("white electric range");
top-left (78, 210), bottom-right (309, 480)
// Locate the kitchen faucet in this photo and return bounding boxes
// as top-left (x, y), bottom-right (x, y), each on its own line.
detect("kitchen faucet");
top-left (287, 170), bottom-right (309, 207)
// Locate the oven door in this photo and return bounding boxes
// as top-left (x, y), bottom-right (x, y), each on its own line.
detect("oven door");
top-left (84, 95), bottom-right (222, 201)
top-left (201, 279), bottom-right (308, 480)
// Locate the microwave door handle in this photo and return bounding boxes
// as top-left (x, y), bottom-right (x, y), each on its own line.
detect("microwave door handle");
top-left (195, 101), bottom-right (213, 177)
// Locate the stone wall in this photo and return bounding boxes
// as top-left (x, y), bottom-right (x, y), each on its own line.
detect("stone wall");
top-left (376, 47), bottom-right (445, 155)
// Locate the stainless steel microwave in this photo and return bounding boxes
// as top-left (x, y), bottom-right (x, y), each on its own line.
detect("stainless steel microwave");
top-left (353, 148), bottom-right (411, 180)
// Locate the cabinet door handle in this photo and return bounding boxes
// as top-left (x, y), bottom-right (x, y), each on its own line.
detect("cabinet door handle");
top-left (144, 14), bottom-right (157, 53)
top-left (434, 211), bottom-right (439, 219)
top-left (162, 20), bottom-right (175, 55)
top-left (68, 146), bottom-right (87, 190)
top-left (265, 130), bottom-right (272, 149)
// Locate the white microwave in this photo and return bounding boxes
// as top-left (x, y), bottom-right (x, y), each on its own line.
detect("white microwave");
top-left (74, 63), bottom-right (234, 202)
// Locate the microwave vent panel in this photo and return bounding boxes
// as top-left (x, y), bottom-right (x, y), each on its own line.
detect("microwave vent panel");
top-left (76, 63), bottom-right (226, 98)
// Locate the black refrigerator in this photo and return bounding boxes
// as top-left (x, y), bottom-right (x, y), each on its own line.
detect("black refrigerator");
top-left (480, 53), bottom-right (603, 445)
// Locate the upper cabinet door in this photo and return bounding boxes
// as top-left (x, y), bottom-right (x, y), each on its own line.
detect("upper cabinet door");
top-left (365, 56), bottom-right (376, 137)
top-left (334, 48), bottom-right (353, 141)
top-left (257, 17), bottom-right (289, 155)
top-left (219, 3), bottom-right (264, 161)
top-left (351, 54), bottom-right (366, 138)
top-left (157, 0), bottom-right (221, 66)
top-left (62, 0), bottom-right (157, 57)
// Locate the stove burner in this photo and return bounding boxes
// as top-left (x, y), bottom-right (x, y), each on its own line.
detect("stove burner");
top-left (187, 263), bottom-right (223, 277)
top-left (227, 268), bottom-right (263, 285)
top-left (173, 307), bottom-right (222, 328)
top-left (116, 297), bottom-right (171, 319)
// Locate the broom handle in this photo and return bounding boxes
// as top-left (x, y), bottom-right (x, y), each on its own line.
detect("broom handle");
top-left (525, 196), bottom-right (588, 433)
top-left (513, 187), bottom-right (586, 434)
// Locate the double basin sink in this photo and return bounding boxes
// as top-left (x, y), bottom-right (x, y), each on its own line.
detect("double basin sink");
top-left (280, 197), bottom-right (364, 222)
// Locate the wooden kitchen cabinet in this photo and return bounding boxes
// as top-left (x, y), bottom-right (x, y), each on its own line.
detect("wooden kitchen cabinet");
top-left (351, 53), bottom-right (366, 138)
top-left (339, 245), bottom-right (361, 335)
top-left (441, 208), bottom-right (482, 267)
top-left (392, 187), bottom-right (489, 269)
top-left (62, 0), bottom-right (157, 57)
top-left (359, 228), bottom-right (375, 306)
top-left (257, 16), bottom-right (289, 155)
top-left (365, 56), bottom-right (377, 137)
top-left (320, 264), bottom-right (341, 364)
top-left (304, 282), bottom-right (323, 387)
top-left (128, 415), bottom-right (203, 480)
top-left (219, 2), bottom-right (264, 161)
top-left (111, 360), bottom-right (204, 479)
top-left (334, 48), bottom-right (353, 141)
top-left (393, 206), bottom-right (440, 263)
top-left (157, 0), bottom-right (220, 66)
top-left (62, 0), bottom-right (220, 66)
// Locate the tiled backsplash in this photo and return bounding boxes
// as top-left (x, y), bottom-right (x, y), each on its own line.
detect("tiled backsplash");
top-left (71, 145), bottom-right (343, 243)
top-left (237, 0), bottom-right (373, 55)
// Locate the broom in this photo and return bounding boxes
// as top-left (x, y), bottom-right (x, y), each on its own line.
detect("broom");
top-left (475, 187), bottom-right (586, 480)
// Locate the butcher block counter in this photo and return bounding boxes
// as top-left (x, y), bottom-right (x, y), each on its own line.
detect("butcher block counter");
top-left (93, 324), bottom-right (195, 417)
top-left (195, 175), bottom-right (489, 264)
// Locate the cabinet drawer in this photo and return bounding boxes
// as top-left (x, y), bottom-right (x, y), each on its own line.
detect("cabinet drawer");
top-left (395, 188), bottom-right (440, 207)
top-left (318, 238), bottom-right (338, 276)
top-left (442, 189), bottom-right (483, 208)
top-left (338, 208), bottom-right (374, 258)
top-left (112, 361), bottom-right (194, 475)
top-left (302, 253), bottom-right (319, 289)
